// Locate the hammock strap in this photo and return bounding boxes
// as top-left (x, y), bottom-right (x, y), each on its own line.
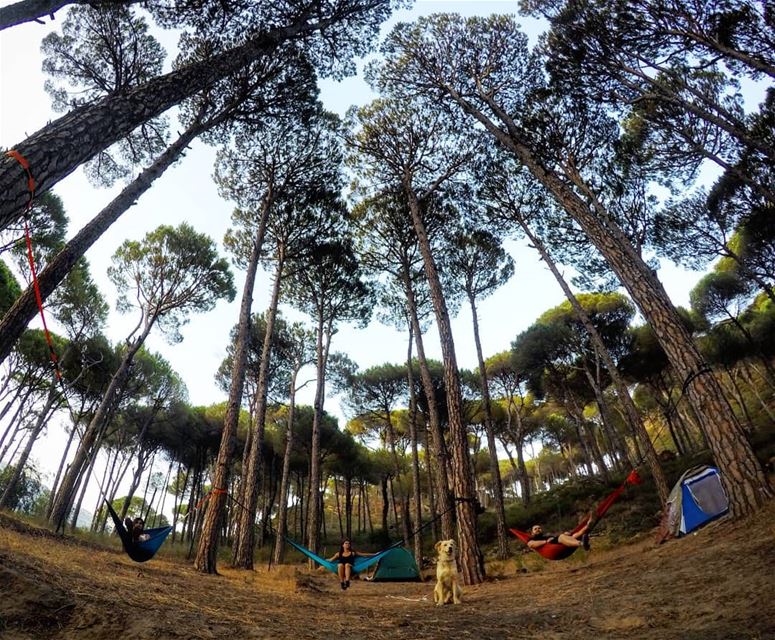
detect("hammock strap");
top-left (5, 150), bottom-right (62, 380)
top-left (587, 469), bottom-right (643, 534)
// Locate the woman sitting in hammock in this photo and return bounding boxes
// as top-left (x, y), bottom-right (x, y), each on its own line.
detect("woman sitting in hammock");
top-left (327, 539), bottom-right (378, 590)
top-left (527, 520), bottom-right (591, 552)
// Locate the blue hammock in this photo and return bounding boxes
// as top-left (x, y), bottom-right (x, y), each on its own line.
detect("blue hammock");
top-left (105, 499), bottom-right (173, 563)
top-left (283, 536), bottom-right (403, 574)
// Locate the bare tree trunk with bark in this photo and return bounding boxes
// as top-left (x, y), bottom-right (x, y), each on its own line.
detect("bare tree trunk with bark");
top-left (404, 187), bottom-right (483, 585)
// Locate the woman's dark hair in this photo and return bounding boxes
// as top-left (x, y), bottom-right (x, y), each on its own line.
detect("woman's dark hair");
top-left (339, 539), bottom-right (353, 555)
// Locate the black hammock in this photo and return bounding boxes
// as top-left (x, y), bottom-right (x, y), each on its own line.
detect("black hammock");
top-left (105, 499), bottom-right (173, 563)
top-left (510, 469), bottom-right (642, 560)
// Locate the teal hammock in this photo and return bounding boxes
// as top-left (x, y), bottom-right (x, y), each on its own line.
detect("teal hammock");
top-left (105, 499), bottom-right (173, 563)
top-left (283, 537), bottom-right (403, 574)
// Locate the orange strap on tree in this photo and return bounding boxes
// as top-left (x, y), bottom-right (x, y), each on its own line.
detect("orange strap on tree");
top-left (193, 487), bottom-right (228, 511)
top-left (6, 150), bottom-right (35, 194)
top-left (193, 493), bottom-right (210, 511)
top-left (5, 150), bottom-right (61, 380)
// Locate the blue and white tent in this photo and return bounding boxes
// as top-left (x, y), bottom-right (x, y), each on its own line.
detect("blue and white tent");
top-left (658, 465), bottom-right (729, 541)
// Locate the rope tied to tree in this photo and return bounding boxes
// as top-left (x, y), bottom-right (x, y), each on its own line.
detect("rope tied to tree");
top-left (185, 486), bottom-right (241, 521)
top-left (5, 149), bottom-right (61, 380)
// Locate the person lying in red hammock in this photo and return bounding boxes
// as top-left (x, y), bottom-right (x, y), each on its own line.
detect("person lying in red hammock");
top-left (527, 521), bottom-right (591, 552)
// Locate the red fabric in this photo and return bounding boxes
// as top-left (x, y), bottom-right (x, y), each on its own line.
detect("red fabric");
top-left (24, 219), bottom-right (60, 379)
top-left (594, 470), bottom-right (642, 519)
top-left (626, 470), bottom-right (643, 486)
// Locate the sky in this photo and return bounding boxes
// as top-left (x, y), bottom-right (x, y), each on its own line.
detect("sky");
top-left (0, 0), bottom-right (704, 510)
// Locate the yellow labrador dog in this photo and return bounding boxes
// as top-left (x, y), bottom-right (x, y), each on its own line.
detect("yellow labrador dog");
top-left (433, 539), bottom-right (463, 605)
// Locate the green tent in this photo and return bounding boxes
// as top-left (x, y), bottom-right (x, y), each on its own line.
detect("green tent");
top-left (368, 547), bottom-right (421, 582)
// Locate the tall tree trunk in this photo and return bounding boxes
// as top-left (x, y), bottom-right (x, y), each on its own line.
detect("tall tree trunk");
top-left (334, 476), bottom-right (344, 539)
top-left (119, 447), bottom-right (150, 519)
top-left (230, 411), bottom-right (253, 561)
top-left (384, 408), bottom-right (411, 544)
top-left (171, 463), bottom-right (189, 544)
top-left (562, 386), bottom-right (602, 478)
top-left (319, 481), bottom-right (327, 544)
top-left (506, 395), bottom-right (532, 505)
top-left (45, 419), bottom-right (78, 519)
top-left (422, 426), bottom-right (439, 542)
top-left (307, 313), bottom-right (333, 560)
top-left (380, 475), bottom-right (389, 536)
top-left (345, 476), bottom-right (353, 541)
top-left (514, 431), bottom-right (530, 504)
top-left (194, 199), bottom-right (270, 573)
top-left (404, 186), bottom-right (483, 585)
top-left (69, 438), bottom-right (102, 532)
top-left (467, 292), bottom-right (509, 559)
top-left (389, 475), bottom-right (400, 531)
top-left (139, 454), bottom-right (155, 516)
top-left (185, 465), bottom-right (203, 543)
top-left (295, 474), bottom-right (303, 540)
top-left (273, 366), bottom-right (300, 564)
top-left (302, 473), bottom-right (310, 542)
top-left (405, 326), bottom-right (424, 566)
top-left (401, 268), bottom-right (454, 539)
top-left (233, 251), bottom-right (285, 569)
top-left (258, 458), bottom-right (277, 548)
top-left (357, 482), bottom-right (363, 534)
top-left (155, 461), bottom-right (173, 530)
top-left (364, 479), bottom-right (374, 535)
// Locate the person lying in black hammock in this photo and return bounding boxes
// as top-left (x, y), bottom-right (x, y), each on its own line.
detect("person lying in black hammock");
top-left (527, 521), bottom-right (591, 552)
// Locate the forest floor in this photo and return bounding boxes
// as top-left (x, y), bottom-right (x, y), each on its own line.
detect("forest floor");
top-left (1, 499), bottom-right (774, 640)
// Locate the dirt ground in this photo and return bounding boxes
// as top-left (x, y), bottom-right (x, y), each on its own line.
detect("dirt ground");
top-left (1, 501), bottom-right (774, 640)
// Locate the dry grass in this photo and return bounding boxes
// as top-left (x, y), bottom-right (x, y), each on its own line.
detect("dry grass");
top-left (2, 501), bottom-right (775, 639)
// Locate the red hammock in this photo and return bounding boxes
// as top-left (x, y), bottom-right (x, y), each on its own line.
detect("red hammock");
top-left (511, 469), bottom-right (642, 560)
